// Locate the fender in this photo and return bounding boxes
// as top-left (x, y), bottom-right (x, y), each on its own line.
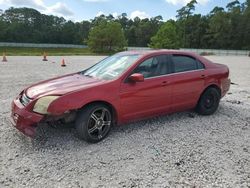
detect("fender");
top-left (47, 83), bottom-right (121, 117)
top-left (204, 78), bottom-right (221, 90)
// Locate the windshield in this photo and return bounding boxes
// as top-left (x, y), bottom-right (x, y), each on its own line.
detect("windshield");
top-left (82, 54), bottom-right (141, 80)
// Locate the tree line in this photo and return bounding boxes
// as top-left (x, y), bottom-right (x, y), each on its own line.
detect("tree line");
top-left (0, 0), bottom-right (250, 52)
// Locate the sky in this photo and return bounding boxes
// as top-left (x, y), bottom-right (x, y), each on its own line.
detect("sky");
top-left (0, 0), bottom-right (245, 21)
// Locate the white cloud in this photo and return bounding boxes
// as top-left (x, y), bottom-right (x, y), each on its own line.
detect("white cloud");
top-left (0, 0), bottom-right (45, 9)
top-left (96, 11), bottom-right (105, 17)
top-left (130, 10), bottom-right (150, 19)
top-left (165, 0), bottom-right (210, 5)
top-left (112, 12), bottom-right (118, 18)
top-left (84, 0), bottom-right (108, 2)
top-left (169, 16), bottom-right (177, 21)
top-left (44, 2), bottom-right (73, 17)
top-left (0, 0), bottom-right (74, 18)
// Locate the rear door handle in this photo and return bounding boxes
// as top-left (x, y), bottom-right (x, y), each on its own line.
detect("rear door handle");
top-left (161, 81), bottom-right (169, 86)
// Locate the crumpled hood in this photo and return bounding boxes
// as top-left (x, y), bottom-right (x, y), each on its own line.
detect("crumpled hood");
top-left (25, 73), bottom-right (105, 99)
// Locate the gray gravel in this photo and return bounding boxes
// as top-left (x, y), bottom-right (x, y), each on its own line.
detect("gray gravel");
top-left (0, 55), bottom-right (250, 188)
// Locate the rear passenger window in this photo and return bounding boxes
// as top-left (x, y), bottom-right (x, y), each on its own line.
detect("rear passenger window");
top-left (172, 55), bottom-right (204, 73)
top-left (197, 60), bottom-right (205, 69)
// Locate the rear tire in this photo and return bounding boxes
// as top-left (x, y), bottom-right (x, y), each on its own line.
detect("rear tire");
top-left (75, 103), bottom-right (112, 143)
top-left (196, 87), bottom-right (220, 115)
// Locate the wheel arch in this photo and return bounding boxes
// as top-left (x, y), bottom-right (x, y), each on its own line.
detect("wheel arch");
top-left (204, 84), bottom-right (221, 97)
top-left (196, 83), bottom-right (221, 106)
top-left (79, 100), bottom-right (118, 125)
top-left (197, 84), bottom-right (222, 106)
top-left (195, 84), bottom-right (222, 115)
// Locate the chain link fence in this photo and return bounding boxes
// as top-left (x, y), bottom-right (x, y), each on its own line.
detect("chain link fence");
top-left (0, 42), bottom-right (87, 48)
top-left (1, 43), bottom-right (249, 56)
top-left (180, 48), bottom-right (250, 56)
top-left (127, 47), bottom-right (250, 56)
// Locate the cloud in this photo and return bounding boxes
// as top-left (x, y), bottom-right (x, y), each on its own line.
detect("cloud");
top-left (130, 10), bottom-right (150, 19)
top-left (112, 12), bottom-right (118, 18)
top-left (169, 16), bottom-right (177, 21)
top-left (96, 11), bottom-right (105, 17)
top-left (165, 0), bottom-right (210, 5)
top-left (0, 0), bottom-right (74, 18)
top-left (44, 2), bottom-right (74, 17)
top-left (83, 0), bottom-right (108, 2)
top-left (0, 0), bottom-right (45, 9)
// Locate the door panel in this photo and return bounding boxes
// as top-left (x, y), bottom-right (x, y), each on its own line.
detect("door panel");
top-left (120, 75), bottom-right (174, 122)
top-left (119, 54), bottom-right (173, 122)
top-left (169, 54), bottom-right (206, 112)
top-left (171, 70), bottom-right (205, 111)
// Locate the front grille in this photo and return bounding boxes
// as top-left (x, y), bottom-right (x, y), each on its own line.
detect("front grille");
top-left (20, 93), bottom-right (31, 106)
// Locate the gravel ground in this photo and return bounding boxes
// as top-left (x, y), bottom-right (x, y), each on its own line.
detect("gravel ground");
top-left (0, 55), bottom-right (250, 188)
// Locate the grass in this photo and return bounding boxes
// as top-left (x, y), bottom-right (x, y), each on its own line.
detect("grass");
top-left (0, 47), bottom-right (102, 56)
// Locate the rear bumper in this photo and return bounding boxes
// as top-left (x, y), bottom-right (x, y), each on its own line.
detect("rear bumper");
top-left (11, 98), bottom-right (44, 137)
top-left (221, 78), bottom-right (231, 97)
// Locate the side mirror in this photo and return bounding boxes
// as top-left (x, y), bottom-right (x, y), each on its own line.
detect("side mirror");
top-left (129, 73), bottom-right (144, 82)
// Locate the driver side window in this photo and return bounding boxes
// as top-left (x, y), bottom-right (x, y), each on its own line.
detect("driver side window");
top-left (133, 55), bottom-right (169, 78)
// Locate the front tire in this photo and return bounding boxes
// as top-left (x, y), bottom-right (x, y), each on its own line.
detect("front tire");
top-left (196, 87), bottom-right (220, 115)
top-left (75, 104), bottom-right (112, 143)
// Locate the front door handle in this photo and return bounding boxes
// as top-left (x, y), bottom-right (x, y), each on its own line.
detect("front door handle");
top-left (200, 74), bottom-right (207, 79)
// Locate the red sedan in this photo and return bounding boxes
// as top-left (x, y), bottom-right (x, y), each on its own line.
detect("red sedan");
top-left (11, 50), bottom-right (230, 143)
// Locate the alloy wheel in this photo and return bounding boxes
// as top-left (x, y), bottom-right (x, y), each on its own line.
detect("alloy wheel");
top-left (87, 107), bottom-right (111, 140)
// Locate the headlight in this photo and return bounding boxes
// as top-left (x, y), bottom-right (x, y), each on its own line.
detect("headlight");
top-left (33, 96), bottom-right (59, 114)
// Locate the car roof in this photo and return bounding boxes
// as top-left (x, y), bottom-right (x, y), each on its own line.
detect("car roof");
top-left (118, 50), bottom-right (198, 57)
top-left (117, 50), bottom-right (214, 69)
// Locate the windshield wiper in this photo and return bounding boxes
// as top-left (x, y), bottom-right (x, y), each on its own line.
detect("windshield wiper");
top-left (78, 71), bottom-right (93, 78)
top-left (84, 74), bottom-right (93, 78)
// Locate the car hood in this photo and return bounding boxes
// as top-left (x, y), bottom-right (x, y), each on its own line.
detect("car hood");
top-left (25, 73), bottom-right (105, 99)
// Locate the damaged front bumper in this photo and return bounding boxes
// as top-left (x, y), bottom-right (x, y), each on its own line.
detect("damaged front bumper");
top-left (11, 98), bottom-right (44, 137)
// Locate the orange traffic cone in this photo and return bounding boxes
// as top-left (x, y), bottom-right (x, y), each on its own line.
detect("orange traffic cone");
top-left (2, 52), bottom-right (7, 62)
top-left (42, 52), bottom-right (48, 61)
top-left (61, 59), bottom-right (66, 67)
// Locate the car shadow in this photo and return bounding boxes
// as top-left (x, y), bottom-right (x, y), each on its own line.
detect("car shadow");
top-left (28, 110), bottom-right (197, 150)
top-left (17, 103), bottom-right (240, 152)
